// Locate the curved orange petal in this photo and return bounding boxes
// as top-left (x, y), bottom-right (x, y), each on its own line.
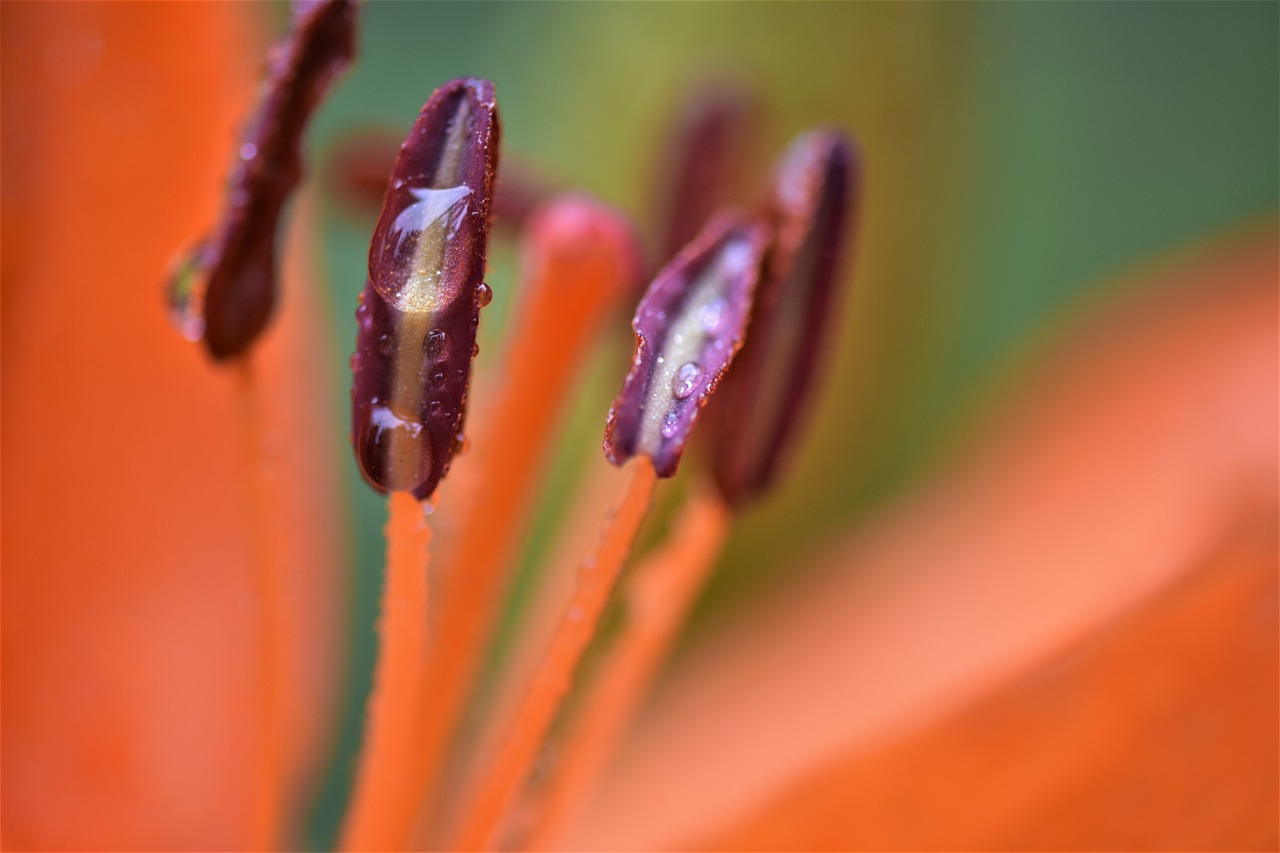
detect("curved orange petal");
top-left (1, 5), bottom-right (346, 849)
top-left (568, 230), bottom-right (1278, 849)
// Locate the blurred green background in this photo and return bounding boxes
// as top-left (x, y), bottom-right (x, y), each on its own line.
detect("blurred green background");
top-left (285, 2), bottom-right (1277, 845)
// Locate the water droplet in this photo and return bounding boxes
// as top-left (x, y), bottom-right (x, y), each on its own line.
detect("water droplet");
top-left (425, 329), bottom-right (446, 359)
top-left (377, 333), bottom-right (393, 356)
top-left (700, 297), bottom-right (727, 333)
top-left (356, 404), bottom-right (431, 492)
top-left (672, 362), bottom-right (703, 399)
top-left (374, 184), bottom-right (472, 312)
top-left (421, 496), bottom-right (436, 515)
top-left (167, 245), bottom-right (209, 343)
top-left (452, 432), bottom-right (471, 457)
top-left (431, 371), bottom-right (446, 388)
top-left (471, 341), bottom-right (480, 358)
top-left (239, 142), bottom-right (258, 161)
top-left (661, 410), bottom-right (680, 439)
top-left (475, 281), bottom-right (493, 307)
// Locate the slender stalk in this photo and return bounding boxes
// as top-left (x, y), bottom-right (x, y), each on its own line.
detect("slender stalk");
top-left (338, 492), bottom-right (433, 851)
top-left (449, 457), bottom-right (658, 851)
top-left (404, 200), bottom-right (636, 844)
top-left (522, 485), bottom-right (732, 849)
top-left (234, 357), bottom-right (285, 851)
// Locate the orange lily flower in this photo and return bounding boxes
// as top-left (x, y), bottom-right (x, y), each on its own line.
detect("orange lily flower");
top-left (2, 4), bottom-right (1275, 852)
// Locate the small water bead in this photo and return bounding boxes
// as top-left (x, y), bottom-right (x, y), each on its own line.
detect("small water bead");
top-left (425, 328), bottom-right (447, 358)
top-left (375, 184), bottom-right (473, 312)
top-left (357, 404), bottom-right (433, 493)
top-left (475, 281), bottom-right (493, 307)
top-left (471, 342), bottom-right (480, 358)
top-left (431, 371), bottom-right (447, 388)
top-left (166, 248), bottom-right (209, 343)
top-left (661, 410), bottom-right (681, 439)
top-left (672, 361), bottom-right (703, 400)
top-left (700, 297), bottom-right (728, 333)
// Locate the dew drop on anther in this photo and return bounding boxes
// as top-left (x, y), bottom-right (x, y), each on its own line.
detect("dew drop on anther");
top-left (357, 404), bottom-right (432, 493)
top-left (661, 410), bottom-right (681, 439)
top-left (700, 297), bottom-right (727, 333)
top-left (167, 245), bottom-right (209, 343)
top-left (672, 361), bottom-right (703, 399)
top-left (425, 329), bottom-right (446, 359)
top-left (475, 281), bottom-right (493, 307)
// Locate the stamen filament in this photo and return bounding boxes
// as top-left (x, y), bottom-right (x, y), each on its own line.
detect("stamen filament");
top-left (235, 357), bottom-right (286, 851)
top-left (523, 485), bottom-right (733, 850)
top-left (449, 456), bottom-right (657, 851)
top-left (404, 198), bottom-right (638, 844)
top-left (339, 492), bottom-right (433, 851)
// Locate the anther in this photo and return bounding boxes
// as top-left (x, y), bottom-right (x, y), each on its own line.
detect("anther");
top-left (709, 129), bottom-right (860, 506)
top-left (169, 0), bottom-right (358, 360)
top-left (604, 213), bottom-right (770, 477)
top-left (351, 78), bottom-right (500, 499)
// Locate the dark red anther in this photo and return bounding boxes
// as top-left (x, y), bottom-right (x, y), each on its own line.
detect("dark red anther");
top-left (604, 213), bottom-right (770, 478)
top-left (169, 0), bottom-right (358, 360)
top-left (709, 129), bottom-right (860, 507)
top-left (351, 78), bottom-right (500, 499)
top-left (653, 82), bottom-right (761, 267)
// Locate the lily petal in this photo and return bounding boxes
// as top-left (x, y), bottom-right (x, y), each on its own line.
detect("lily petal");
top-left (1, 5), bottom-right (346, 849)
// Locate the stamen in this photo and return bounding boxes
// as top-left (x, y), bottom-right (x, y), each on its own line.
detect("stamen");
top-left (521, 484), bottom-right (733, 850)
top-left (233, 357), bottom-right (287, 851)
top-left (605, 213), bottom-right (770, 476)
top-left (448, 457), bottom-right (658, 852)
top-left (710, 130), bottom-right (860, 506)
top-left (341, 79), bottom-right (501, 853)
top-left (169, 0), bottom-right (357, 360)
top-left (351, 78), bottom-right (501, 500)
top-left (339, 492), bottom-right (433, 852)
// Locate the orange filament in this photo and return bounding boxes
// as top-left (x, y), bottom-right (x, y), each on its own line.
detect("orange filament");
top-left (389, 200), bottom-right (637, 846)
top-left (338, 492), bottom-right (433, 851)
top-left (522, 485), bottom-right (733, 850)
top-left (449, 456), bottom-right (658, 851)
top-left (234, 356), bottom-right (285, 851)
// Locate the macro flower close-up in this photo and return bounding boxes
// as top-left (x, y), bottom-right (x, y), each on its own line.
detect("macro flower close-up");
top-left (2, 3), bottom-right (1277, 852)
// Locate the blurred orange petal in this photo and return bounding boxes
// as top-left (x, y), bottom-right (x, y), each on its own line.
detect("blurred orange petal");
top-left (569, 230), bottom-right (1279, 850)
top-left (1, 5), bottom-right (346, 849)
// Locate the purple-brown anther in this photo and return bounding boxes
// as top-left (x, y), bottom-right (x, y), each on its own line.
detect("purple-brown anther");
top-left (653, 82), bottom-right (760, 266)
top-left (169, 0), bottom-right (358, 360)
top-left (710, 129), bottom-right (859, 506)
top-left (351, 78), bottom-right (500, 499)
top-left (604, 213), bottom-right (770, 478)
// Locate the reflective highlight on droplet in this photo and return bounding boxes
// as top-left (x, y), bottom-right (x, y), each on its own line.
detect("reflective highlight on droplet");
top-left (374, 184), bottom-right (473, 312)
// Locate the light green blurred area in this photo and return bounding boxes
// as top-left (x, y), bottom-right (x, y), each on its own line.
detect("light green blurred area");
top-left (297, 2), bottom-right (1277, 845)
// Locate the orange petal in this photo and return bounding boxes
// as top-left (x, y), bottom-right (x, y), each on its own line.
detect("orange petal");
top-left (1, 5), bottom-right (346, 849)
top-left (568, 229), bottom-right (1278, 849)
